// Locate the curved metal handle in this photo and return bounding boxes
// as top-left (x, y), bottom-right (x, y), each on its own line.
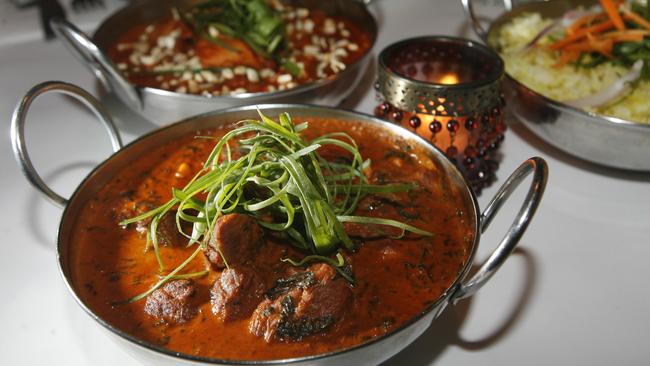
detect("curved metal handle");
top-left (452, 157), bottom-right (548, 302)
top-left (461, 0), bottom-right (513, 41)
top-left (50, 17), bottom-right (142, 110)
top-left (10, 81), bottom-right (123, 209)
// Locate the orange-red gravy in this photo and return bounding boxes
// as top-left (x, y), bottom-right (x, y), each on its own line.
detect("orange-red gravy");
top-left (69, 118), bottom-right (474, 360)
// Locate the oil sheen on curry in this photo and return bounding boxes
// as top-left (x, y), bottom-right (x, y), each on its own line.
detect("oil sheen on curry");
top-left (69, 114), bottom-right (474, 360)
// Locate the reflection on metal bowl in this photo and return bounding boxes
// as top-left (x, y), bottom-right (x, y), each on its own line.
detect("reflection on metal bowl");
top-left (463, 0), bottom-right (650, 171)
top-left (51, 0), bottom-right (377, 125)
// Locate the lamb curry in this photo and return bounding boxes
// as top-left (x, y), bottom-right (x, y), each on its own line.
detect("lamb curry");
top-left (68, 113), bottom-right (474, 360)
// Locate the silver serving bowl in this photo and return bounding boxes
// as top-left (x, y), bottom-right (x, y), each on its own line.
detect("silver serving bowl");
top-left (11, 81), bottom-right (547, 365)
top-left (462, 0), bottom-right (650, 171)
top-left (51, 0), bottom-right (377, 125)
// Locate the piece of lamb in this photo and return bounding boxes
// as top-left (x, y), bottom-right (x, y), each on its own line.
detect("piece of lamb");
top-left (154, 211), bottom-right (188, 246)
top-left (204, 214), bottom-right (264, 269)
top-left (144, 279), bottom-right (197, 323)
top-left (211, 266), bottom-right (267, 321)
top-left (115, 199), bottom-right (186, 246)
top-left (249, 264), bottom-right (352, 342)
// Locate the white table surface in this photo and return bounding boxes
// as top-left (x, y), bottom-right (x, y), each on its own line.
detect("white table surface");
top-left (1, 0), bottom-right (649, 365)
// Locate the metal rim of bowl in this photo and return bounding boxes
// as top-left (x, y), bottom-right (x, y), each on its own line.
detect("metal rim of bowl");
top-left (57, 103), bottom-right (481, 365)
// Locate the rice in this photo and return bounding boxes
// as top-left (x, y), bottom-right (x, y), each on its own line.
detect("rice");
top-left (497, 13), bottom-right (650, 123)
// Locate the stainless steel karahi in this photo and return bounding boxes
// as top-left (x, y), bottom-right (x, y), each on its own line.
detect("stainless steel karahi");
top-left (11, 81), bottom-right (547, 365)
top-left (462, 0), bottom-right (650, 171)
top-left (50, 0), bottom-right (377, 125)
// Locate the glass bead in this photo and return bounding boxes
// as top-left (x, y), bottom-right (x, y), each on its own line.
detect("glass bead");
top-left (465, 117), bottom-right (478, 130)
top-left (429, 120), bottom-right (442, 133)
top-left (447, 119), bottom-right (459, 132)
top-left (409, 116), bottom-right (421, 128)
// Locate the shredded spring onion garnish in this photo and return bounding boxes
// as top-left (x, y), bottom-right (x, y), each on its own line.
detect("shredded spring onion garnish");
top-left (119, 111), bottom-right (432, 302)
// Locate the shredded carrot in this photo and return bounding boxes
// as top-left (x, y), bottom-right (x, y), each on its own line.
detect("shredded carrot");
top-left (554, 49), bottom-right (580, 68)
top-left (550, 20), bottom-right (615, 50)
top-left (567, 13), bottom-right (605, 36)
top-left (588, 33), bottom-right (612, 55)
top-left (564, 37), bottom-right (613, 56)
top-left (601, 30), bottom-right (649, 42)
top-left (621, 5), bottom-right (650, 30)
top-left (599, 0), bottom-right (626, 30)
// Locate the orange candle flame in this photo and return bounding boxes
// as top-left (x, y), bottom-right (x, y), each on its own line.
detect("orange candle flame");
top-left (438, 73), bottom-right (459, 85)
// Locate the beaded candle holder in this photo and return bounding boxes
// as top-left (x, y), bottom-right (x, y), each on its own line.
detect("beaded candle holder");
top-left (374, 36), bottom-right (505, 194)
